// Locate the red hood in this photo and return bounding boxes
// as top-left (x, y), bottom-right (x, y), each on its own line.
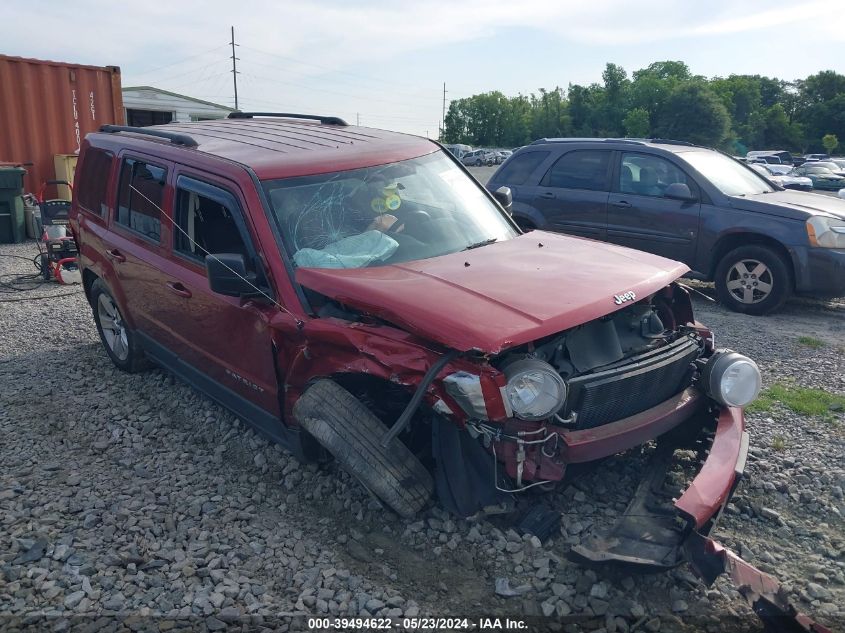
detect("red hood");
top-left (295, 232), bottom-right (689, 354)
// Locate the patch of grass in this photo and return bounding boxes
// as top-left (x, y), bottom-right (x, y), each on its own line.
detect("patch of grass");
top-left (771, 435), bottom-right (786, 452)
top-left (797, 335), bottom-right (825, 349)
top-left (747, 382), bottom-right (845, 420)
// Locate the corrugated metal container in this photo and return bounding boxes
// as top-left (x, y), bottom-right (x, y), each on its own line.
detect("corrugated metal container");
top-left (0, 55), bottom-right (124, 196)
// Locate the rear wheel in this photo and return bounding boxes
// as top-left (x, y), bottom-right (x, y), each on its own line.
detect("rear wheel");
top-left (714, 245), bottom-right (792, 315)
top-left (293, 379), bottom-right (433, 518)
top-left (90, 279), bottom-right (150, 372)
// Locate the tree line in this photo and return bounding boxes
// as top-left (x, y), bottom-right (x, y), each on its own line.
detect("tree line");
top-left (442, 61), bottom-right (845, 155)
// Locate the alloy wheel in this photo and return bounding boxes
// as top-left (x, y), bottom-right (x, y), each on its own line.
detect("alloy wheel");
top-left (97, 293), bottom-right (129, 361)
top-left (725, 259), bottom-right (773, 304)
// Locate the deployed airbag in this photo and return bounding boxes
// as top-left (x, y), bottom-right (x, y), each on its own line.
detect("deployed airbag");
top-left (293, 230), bottom-right (399, 269)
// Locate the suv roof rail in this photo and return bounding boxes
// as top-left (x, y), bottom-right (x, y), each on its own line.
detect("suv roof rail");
top-left (99, 125), bottom-right (198, 147)
top-left (528, 137), bottom-right (701, 148)
top-left (228, 111), bottom-right (348, 126)
top-left (645, 138), bottom-right (698, 147)
top-left (529, 137), bottom-right (647, 146)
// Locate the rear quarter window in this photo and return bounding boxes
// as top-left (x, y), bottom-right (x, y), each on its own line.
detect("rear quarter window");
top-left (76, 148), bottom-right (114, 216)
top-left (494, 151), bottom-right (550, 185)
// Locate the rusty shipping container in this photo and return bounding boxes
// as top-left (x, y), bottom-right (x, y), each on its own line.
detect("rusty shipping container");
top-left (0, 54), bottom-right (125, 196)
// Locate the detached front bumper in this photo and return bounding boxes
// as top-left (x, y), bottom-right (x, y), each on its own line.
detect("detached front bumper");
top-left (569, 401), bottom-right (747, 569)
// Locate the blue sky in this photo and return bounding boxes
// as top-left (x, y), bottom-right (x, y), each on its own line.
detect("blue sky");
top-left (6, 1), bottom-right (845, 135)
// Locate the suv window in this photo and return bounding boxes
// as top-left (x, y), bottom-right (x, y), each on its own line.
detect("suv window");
top-left (76, 148), bottom-right (114, 216)
top-left (541, 150), bottom-right (611, 191)
top-left (619, 153), bottom-right (693, 198)
top-left (116, 158), bottom-right (167, 242)
top-left (174, 177), bottom-right (249, 262)
top-left (495, 151), bottom-right (550, 185)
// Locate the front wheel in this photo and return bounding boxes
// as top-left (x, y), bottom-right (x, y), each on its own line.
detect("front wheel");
top-left (293, 379), bottom-right (433, 518)
top-left (714, 245), bottom-right (792, 315)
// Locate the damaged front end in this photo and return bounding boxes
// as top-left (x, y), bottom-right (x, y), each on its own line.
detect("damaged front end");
top-left (435, 286), bottom-right (829, 632)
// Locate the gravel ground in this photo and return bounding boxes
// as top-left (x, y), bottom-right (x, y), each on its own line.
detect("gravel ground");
top-left (1, 239), bottom-right (843, 633)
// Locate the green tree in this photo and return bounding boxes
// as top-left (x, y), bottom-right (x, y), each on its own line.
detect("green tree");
top-left (823, 133), bottom-right (839, 155)
top-left (600, 63), bottom-right (629, 135)
top-left (623, 108), bottom-right (650, 137)
top-left (762, 104), bottom-right (802, 150)
top-left (654, 83), bottom-right (731, 147)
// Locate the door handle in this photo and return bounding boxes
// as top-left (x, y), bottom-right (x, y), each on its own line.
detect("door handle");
top-left (105, 249), bottom-right (126, 263)
top-left (166, 282), bottom-right (192, 298)
top-left (611, 200), bottom-right (632, 208)
top-left (537, 191), bottom-right (555, 199)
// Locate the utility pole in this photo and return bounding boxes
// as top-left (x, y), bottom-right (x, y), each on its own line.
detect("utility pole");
top-left (230, 26), bottom-right (239, 111)
top-left (441, 82), bottom-right (447, 140)
top-left (356, 112), bottom-right (360, 126)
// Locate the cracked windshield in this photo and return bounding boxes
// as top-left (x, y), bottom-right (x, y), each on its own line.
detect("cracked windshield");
top-left (264, 151), bottom-right (517, 268)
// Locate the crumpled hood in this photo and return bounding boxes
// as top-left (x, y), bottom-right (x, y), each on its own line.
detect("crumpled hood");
top-left (295, 232), bottom-right (689, 354)
top-left (731, 189), bottom-right (845, 220)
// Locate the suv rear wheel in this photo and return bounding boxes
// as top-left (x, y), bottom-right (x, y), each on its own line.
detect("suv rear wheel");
top-left (293, 379), bottom-right (433, 518)
top-left (90, 279), bottom-right (150, 372)
top-left (714, 245), bottom-right (792, 315)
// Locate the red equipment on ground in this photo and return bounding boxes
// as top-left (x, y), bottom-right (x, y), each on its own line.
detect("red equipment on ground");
top-left (36, 179), bottom-right (80, 285)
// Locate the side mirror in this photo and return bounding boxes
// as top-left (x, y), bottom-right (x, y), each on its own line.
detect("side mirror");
top-left (664, 182), bottom-right (696, 201)
top-left (205, 253), bottom-right (257, 296)
top-left (492, 186), bottom-right (513, 215)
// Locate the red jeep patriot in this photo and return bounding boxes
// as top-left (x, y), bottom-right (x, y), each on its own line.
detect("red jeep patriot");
top-left (70, 113), bottom-right (763, 577)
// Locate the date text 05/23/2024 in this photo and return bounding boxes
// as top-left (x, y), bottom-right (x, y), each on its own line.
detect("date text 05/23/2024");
top-left (307, 617), bottom-right (528, 630)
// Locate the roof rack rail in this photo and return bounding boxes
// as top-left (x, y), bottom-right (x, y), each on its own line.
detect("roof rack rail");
top-left (228, 112), bottom-right (348, 126)
top-left (645, 138), bottom-right (698, 147)
top-left (99, 125), bottom-right (198, 147)
top-left (529, 137), bottom-right (700, 148)
top-left (529, 137), bottom-right (646, 146)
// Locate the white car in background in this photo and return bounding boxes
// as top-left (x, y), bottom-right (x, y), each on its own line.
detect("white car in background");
top-left (749, 163), bottom-right (813, 192)
top-left (461, 149), bottom-right (495, 166)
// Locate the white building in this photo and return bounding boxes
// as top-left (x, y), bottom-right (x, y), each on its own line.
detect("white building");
top-left (121, 86), bottom-right (234, 127)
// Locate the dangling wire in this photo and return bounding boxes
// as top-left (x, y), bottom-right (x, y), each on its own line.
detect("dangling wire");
top-left (128, 184), bottom-right (304, 327)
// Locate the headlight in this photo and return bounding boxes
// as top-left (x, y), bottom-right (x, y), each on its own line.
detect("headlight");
top-left (807, 216), bottom-right (845, 248)
top-left (702, 350), bottom-right (762, 408)
top-left (503, 359), bottom-right (566, 421)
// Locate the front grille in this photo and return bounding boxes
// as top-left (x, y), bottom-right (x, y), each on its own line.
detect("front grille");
top-left (566, 335), bottom-right (701, 429)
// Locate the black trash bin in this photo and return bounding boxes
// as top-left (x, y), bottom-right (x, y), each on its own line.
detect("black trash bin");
top-left (0, 166), bottom-right (26, 244)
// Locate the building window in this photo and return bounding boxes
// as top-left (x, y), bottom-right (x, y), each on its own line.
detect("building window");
top-left (126, 109), bottom-right (174, 127)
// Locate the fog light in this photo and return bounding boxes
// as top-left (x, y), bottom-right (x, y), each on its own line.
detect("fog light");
top-left (702, 350), bottom-right (761, 408)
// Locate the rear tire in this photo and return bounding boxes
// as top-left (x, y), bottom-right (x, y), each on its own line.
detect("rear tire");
top-left (714, 245), bottom-right (792, 315)
top-left (293, 379), bottom-right (433, 518)
top-left (90, 279), bottom-right (150, 372)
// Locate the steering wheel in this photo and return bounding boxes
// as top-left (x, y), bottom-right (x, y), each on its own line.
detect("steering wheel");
top-left (386, 208), bottom-right (431, 234)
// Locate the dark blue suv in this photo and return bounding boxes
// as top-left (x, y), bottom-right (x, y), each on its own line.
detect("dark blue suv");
top-left (487, 138), bottom-right (845, 315)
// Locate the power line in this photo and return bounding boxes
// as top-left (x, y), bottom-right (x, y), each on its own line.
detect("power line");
top-left (240, 70), bottom-right (439, 110)
top-left (235, 53), bottom-right (443, 103)
top-left (129, 44), bottom-right (230, 77)
top-left (238, 44), bottom-right (435, 95)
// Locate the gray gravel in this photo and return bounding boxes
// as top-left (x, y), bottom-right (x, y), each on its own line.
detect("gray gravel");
top-left (1, 239), bottom-right (843, 632)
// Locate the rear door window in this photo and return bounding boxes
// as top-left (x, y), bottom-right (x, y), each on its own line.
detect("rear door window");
top-left (76, 148), bottom-right (114, 217)
top-left (116, 158), bottom-right (167, 242)
top-left (494, 151), bottom-right (550, 185)
top-left (541, 150), bottom-right (611, 191)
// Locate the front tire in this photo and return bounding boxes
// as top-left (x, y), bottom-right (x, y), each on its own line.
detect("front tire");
top-left (293, 379), bottom-right (433, 518)
top-left (90, 279), bottom-right (150, 372)
top-left (714, 245), bottom-right (792, 315)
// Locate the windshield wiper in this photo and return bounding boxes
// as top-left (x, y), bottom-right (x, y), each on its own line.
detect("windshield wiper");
top-left (463, 238), bottom-right (497, 251)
